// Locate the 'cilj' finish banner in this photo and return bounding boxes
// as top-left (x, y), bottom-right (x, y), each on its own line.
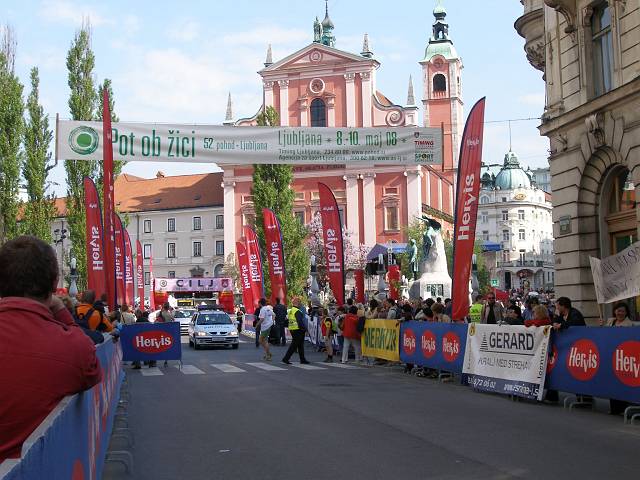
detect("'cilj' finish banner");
top-left (82, 176), bottom-right (106, 300)
top-left (243, 226), bottom-right (264, 311)
top-left (123, 229), bottom-right (135, 307)
top-left (113, 215), bottom-right (126, 307)
top-left (136, 240), bottom-right (145, 308)
top-left (318, 182), bottom-right (345, 306)
top-left (262, 208), bottom-right (287, 304)
top-left (102, 89), bottom-right (117, 310)
top-left (236, 242), bottom-right (255, 312)
top-left (451, 98), bottom-right (486, 321)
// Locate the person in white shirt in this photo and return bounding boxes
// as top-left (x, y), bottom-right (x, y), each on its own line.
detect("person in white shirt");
top-left (256, 298), bottom-right (274, 361)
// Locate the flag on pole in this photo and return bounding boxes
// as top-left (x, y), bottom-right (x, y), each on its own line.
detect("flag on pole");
top-left (318, 183), bottom-right (345, 306)
top-left (102, 89), bottom-right (117, 310)
top-left (124, 228), bottom-right (135, 307)
top-left (82, 176), bottom-right (107, 300)
top-left (113, 215), bottom-right (126, 307)
top-left (243, 226), bottom-right (264, 311)
top-left (236, 241), bottom-right (255, 312)
top-left (136, 240), bottom-right (145, 308)
top-left (451, 98), bottom-right (486, 321)
top-left (262, 208), bottom-right (287, 304)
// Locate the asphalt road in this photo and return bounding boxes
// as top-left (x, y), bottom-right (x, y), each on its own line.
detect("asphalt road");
top-left (104, 335), bottom-right (640, 480)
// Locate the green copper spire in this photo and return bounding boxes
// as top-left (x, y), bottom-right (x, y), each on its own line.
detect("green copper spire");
top-left (320, 0), bottom-right (335, 47)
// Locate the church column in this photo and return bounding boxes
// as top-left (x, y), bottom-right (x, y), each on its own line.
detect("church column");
top-left (327, 96), bottom-right (336, 127)
top-left (264, 81), bottom-right (274, 109)
top-left (362, 172), bottom-right (377, 245)
top-left (360, 71), bottom-right (372, 127)
top-left (278, 80), bottom-right (289, 126)
top-left (425, 168), bottom-right (432, 205)
top-left (344, 73), bottom-right (356, 127)
top-left (405, 168), bottom-right (423, 224)
top-left (299, 97), bottom-right (309, 127)
top-left (223, 179), bottom-right (236, 259)
top-left (345, 173), bottom-right (360, 245)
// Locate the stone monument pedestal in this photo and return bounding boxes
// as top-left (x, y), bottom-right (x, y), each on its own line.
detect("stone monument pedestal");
top-left (408, 233), bottom-right (452, 300)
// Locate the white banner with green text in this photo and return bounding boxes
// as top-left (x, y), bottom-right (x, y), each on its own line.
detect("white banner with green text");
top-left (56, 120), bottom-right (442, 165)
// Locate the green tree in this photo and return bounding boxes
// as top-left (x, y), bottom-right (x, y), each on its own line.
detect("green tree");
top-left (251, 106), bottom-right (309, 301)
top-left (95, 78), bottom-right (125, 195)
top-left (64, 23), bottom-right (97, 289)
top-left (22, 67), bottom-right (56, 242)
top-left (0, 27), bottom-right (24, 245)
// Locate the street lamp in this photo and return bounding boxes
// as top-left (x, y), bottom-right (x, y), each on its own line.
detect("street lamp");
top-left (309, 255), bottom-right (321, 306)
top-left (69, 257), bottom-right (79, 298)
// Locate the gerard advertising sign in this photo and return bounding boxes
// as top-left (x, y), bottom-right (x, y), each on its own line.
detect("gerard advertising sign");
top-left (56, 120), bottom-right (443, 165)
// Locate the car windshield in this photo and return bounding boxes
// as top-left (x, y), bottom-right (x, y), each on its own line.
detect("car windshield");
top-left (174, 310), bottom-right (194, 318)
top-left (197, 313), bottom-right (232, 325)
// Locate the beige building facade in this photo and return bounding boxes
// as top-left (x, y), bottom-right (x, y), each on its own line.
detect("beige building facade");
top-left (516, 0), bottom-right (640, 322)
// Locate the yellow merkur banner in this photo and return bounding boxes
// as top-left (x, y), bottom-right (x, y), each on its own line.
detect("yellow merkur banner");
top-left (361, 319), bottom-right (400, 361)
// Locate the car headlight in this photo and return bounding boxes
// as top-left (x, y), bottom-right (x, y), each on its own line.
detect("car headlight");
top-left (196, 331), bottom-right (208, 337)
top-left (227, 331), bottom-right (238, 336)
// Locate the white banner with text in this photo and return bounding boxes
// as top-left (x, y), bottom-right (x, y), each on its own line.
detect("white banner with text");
top-left (462, 324), bottom-right (551, 401)
top-left (589, 241), bottom-right (640, 304)
top-left (56, 120), bottom-right (442, 165)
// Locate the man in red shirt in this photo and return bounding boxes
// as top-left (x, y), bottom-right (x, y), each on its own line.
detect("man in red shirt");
top-left (0, 236), bottom-right (103, 462)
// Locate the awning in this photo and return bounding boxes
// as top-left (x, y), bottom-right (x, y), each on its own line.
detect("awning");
top-left (481, 242), bottom-right (502, 252)
top-left (367, 243), bottom-right (408, 261)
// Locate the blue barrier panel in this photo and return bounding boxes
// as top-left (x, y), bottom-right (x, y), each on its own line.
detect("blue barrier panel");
top-left (0, 340), bottom-right (123, 480)
top-left (400, 321), bottom-right (468, 372)
top-left (546, 327), bottom-right (640, 403)
top-left (120, 322), bottom-right (182, 362)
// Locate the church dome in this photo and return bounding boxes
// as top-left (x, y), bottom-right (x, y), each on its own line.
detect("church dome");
top-left (494, 151), bottom-right (532, 190)
top-left (424, 41), bottom-right (458, 60)
top-left (321, 12), bottom-right (334, 29)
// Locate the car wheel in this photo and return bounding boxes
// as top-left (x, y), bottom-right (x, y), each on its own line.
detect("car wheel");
top-left (232, 344), bottom-right (239, 350)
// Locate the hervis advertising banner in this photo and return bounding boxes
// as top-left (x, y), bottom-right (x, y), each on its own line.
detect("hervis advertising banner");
top-left (82, 176), bottom-right (106, 300)
top-left (56, 120), bottom-right (443, 166)
top-left (262, 208), bottom-right (287, 305)
top-left (589, 240), bottom-right (640, 304)
top-left (462, 324), bottom-right (551, 401)
top-left (400, 321), bottom-right (467, 373)
top-left (361, 319), bottom-right (400, 362)
top-left (120, 322), bottom-right (182, 362)
top-left (546, 327), bottom-right (640, 403)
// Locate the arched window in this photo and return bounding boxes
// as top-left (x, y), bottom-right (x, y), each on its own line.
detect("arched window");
top-left (433, 74), bottom-right (447, 92)
top-left (310, 98), bottom-right (327, 127)
top-left (213, 264), bottom-right (224, 278)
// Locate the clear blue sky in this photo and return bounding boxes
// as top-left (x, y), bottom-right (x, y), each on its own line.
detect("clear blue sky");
top-left (5, 0), bottom-right (546, 196)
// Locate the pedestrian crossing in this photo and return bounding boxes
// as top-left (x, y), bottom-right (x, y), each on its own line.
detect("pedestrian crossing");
top-left (132, 361), bottom-right (363, 376)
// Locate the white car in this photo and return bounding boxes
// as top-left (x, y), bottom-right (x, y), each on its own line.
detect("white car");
top-left (188, 308), bottom-right (239, 350)
top-left (173, 308), bottom-right (196, 335)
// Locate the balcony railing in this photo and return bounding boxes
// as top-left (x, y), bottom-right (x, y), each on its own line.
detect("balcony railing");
top-left (496, 260), bottom-right (552, 268)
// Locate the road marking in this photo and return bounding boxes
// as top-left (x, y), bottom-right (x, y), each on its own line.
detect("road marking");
top-left (210, 363), bottom-right (246, 373)
top-left (316, 362), bottom-right (361, 369)
top-left (176, 365), bottom-right (206, 375)
top-left (140, 367), bottom-right (164, 376)
top-left (246, 362), bottom-right (287, 371)
top-left (290, 363), bottom-right (326, 370)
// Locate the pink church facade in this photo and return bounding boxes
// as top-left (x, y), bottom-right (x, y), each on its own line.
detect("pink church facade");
top-left (222, 5), bottom-right (463, 258)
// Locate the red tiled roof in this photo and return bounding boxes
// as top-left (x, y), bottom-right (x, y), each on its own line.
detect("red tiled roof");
top-left (115, 172), bottom-right (224, 212)
top-left (51, 172), bottom-right (224, 217)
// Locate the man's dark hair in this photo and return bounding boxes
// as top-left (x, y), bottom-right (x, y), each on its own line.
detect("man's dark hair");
top-left (369, 299), bottom-right (378, 310)
top-left (259, 297), bottom-right (267, 306)
top-left (347, 298), bottom-right (354, 306)
top-left (275, 297), bottom-right (281, 304)
top-left (0, 236), bottom-right (58, 300)
top-left (557, 297), bottom-right (572, 309)
top-left (436, 297), bottom-right (442, 303)
top-left (402, 304), bottom-right (413, 313)
top-left (508, 305), bottom-right (522, 317)
top-left (81, 290), bottom-right (97, 305)
top-left (444, 298), bottom-right (451, 304)
top-left (423, 307), bottom-right (434, 318)
top-left (348, 305), bottom-right (358, 315)
top-left (425, 298), bottom-right (435, 307)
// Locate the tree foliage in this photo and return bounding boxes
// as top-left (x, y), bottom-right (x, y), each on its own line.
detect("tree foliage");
top-left (64, 24), bottom-right (96, 289)
top-left (251, 106), bottom-right (309, 302)
top-left (22, 67), bottom-right (55, 242)
top-left (0, 30), bottom-right (24, 245)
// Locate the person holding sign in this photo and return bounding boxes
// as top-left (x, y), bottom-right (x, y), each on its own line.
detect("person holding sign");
top-left (599, 302), bottom-right (635, 327)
